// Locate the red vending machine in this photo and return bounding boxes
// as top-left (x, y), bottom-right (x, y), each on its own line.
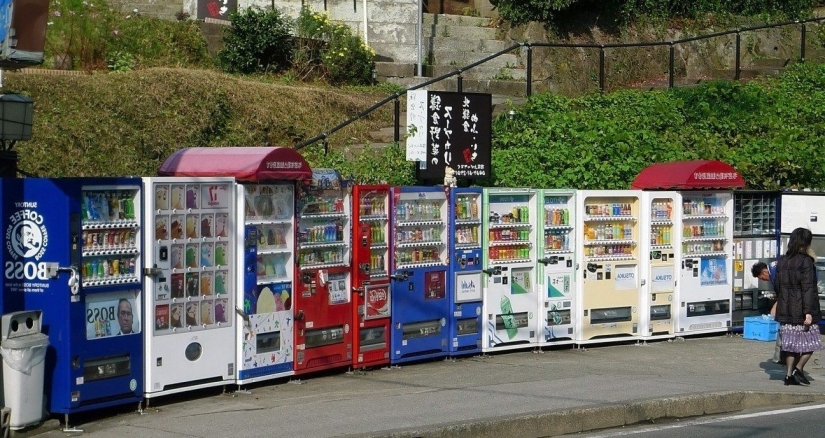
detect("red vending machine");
top-left (294, 169), bottom-right (353, 375)
top-left (351, 184), bottom-right (392, 369)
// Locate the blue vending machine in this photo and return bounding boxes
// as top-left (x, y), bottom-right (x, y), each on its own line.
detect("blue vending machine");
top-left (0, 178), bottom-right (144, 426)
top-left (389, 186), bottom-right (449, 364)
top-left (448, 187), bottom-right (484, 357)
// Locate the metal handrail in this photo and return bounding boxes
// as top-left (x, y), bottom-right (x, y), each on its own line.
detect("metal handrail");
top-left (295, 16), bottom-right (825, 150)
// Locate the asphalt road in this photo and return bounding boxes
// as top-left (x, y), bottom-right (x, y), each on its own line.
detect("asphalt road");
top-left (567, 403), bottom-right (825, 438)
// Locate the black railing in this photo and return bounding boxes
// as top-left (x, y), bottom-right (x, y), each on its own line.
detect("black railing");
top-left (296, 17), bottom-right (825, 150)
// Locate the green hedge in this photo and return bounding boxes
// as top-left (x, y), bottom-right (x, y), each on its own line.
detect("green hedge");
top-left (485, 62), bottom-right (825, 190)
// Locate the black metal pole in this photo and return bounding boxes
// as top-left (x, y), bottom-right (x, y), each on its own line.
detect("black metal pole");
top-left (457, 74), bottom-right (463, 93)
top-left (526, 45), bottom-right (533, 97)
top-left (734, 32), bottom-right (741, 80)
top-left (669, 44), bottom-right (675, 89)
top-left (393, 98), bottom-right (400, 143)
top-left (599, 47), bottom-right (605, 92)
top-left (801, 23), bottom-right (807, 61)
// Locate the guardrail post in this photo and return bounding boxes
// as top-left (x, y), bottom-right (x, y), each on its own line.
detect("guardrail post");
top-left (734, 31), bottom-right (741, 80)
top-left (599, 46), bottom-right (605, 92)
top-left (457, 74), bottom-right (463, 93)
top-left (801, 23), bottom-right (807, 61)
top-left (669, 44), bottom-right (675, 89)
top-left (393, 98), bottom-right (400, 143)
top-left (526, 44), bottom-right (533, 97)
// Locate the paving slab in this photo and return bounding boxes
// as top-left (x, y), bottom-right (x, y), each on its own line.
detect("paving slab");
top-left (25, 334), bottom-right (825, 438)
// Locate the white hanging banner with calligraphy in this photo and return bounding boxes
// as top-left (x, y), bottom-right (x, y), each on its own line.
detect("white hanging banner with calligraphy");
top-left (406, 90), bottom-right (428, 162)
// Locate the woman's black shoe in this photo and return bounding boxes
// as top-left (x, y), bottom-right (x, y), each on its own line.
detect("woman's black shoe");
top-left (785, 375), bottom-right (801, 386)
top-left (793, 368), bottom-right (811, 385)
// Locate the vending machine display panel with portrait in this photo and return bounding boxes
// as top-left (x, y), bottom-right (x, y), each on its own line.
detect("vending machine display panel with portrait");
top-left (0, 178), bottom-right (145, 419)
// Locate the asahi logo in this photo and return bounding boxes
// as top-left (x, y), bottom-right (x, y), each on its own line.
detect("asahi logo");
top-left (6, 207), bottom-right (48, 261)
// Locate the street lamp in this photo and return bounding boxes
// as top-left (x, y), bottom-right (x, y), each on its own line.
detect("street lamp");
top-left (0, 93), bottom-right (35, 177)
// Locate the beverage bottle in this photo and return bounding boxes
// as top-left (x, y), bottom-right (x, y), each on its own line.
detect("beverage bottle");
top-left (624, 223), bottom-right (632, 239)
top-left (500, 295), bottom-right (518, 339)
top-left (664, 227), bottom-right (671, 244)
top-left (562, 208), bottom-right (569, 225)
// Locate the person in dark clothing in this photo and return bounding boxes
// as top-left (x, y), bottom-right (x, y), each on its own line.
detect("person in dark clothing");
top-left (774, 227), bottom-right (822, 385)
top-left (752, 260), bottom-right (783, 364)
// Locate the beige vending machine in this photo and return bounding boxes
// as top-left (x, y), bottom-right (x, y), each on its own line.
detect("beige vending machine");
top-left (575, 190), bottom-right (642, 345)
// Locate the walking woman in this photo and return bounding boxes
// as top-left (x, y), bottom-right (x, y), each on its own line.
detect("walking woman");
top-left (775, 227), bottom-right (822, 385)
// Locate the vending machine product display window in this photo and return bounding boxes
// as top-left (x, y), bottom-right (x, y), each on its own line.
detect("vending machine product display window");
top-left (0, 178), bottom-right (145, 421)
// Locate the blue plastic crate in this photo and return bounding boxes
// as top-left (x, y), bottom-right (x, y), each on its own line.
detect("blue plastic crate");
top-left (743, 316), bottom-right (779, 342)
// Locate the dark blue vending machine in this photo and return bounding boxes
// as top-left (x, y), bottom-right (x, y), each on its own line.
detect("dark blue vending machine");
top-left (448, 188), bottom-right (484, 357)
top-left (389, 186), bottom-right (449, 364)
top-left (0, 178), bottom-right (143, 426)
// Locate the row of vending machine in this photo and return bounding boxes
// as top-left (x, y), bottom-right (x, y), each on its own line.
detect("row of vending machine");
top-left (2, 149), bottom-right (820, 423)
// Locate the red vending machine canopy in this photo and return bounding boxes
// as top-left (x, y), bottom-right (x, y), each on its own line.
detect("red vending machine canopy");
top-left (158, 147), bottom-right (312, 181)
top-left (631, 160), bottom-right (745, 190)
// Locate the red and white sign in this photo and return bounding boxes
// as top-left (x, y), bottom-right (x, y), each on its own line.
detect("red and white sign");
top-left (365, 285), bottom-right (390, 319)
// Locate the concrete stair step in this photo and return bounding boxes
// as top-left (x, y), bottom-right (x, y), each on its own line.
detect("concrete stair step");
top-left (427, 51), bottom-right (520, 69)
top-left (749, 58), bottom-right (789, 68)
top-left (804, 47), bottom-right (825, 59)
top-left (375, 62), bottom-right (417, 78)
top-left (423, 24), bottom-right (498, 40)
top-left (422, 13), bottom-right (491, 28)
top-left (424, 37), bottom-right (522, 57)
top-left (429, 64), bottom-right (527, 81)
top-left (384, 76), bottom-right (532, 97)
top-left (712, 67), bottom-right (785, 80)
top-left (635, 77), bottom-right (707, 91)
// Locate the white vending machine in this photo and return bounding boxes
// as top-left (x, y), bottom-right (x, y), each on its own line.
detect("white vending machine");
top-left (481, 188), bottom-right (539, 353)
top-left (537, 189), bottom-right (577, 347)
top-left (576, 190), bottom-right (643, 345)
top-left (677, 191), bottom-right (733, 336)
top-left (640, 192), bottom-right (681, 341)
top-left (143, 177), bottom-right (237, 399)
top-left (237, 183), bottom-right (297, 384)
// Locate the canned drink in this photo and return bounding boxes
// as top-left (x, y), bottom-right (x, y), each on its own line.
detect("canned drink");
top-left (129, 258), bottom-right (136, 275)
top-left (113, 231), bottom-right (120, 246)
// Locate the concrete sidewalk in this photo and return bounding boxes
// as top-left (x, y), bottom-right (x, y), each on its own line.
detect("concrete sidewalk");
top-left (22, 334), bottom-right (825, 438)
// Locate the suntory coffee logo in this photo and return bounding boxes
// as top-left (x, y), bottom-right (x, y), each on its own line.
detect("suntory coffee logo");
top-left (6, 207), bottom-right (48, 261)
top-left (5, 204), bottom-right (52, 283)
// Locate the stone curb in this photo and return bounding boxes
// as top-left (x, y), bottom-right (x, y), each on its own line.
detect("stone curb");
top-left (344, 391), bottom-right (825, 438)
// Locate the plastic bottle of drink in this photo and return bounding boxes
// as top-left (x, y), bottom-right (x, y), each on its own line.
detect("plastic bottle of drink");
top-left (624, 223), bottom-right (632, 239)
top-left (500, 295), bottom-right (518, 339)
